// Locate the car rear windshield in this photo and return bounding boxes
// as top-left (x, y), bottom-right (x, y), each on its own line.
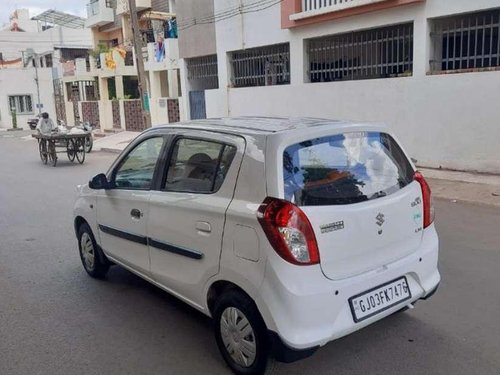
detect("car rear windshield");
top-left (283, 132), bottom-right (414, 206)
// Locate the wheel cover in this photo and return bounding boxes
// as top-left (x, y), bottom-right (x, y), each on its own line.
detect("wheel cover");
top-left (80, 232), bottom-right (95, 270)
top-left (220, 307), bottom-right (257, 368)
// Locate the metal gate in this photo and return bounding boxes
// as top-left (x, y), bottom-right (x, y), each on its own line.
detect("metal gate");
top-left (53, 79), bottom-right (67, 124)
top-left (189, 91), bottom-right (206, 120)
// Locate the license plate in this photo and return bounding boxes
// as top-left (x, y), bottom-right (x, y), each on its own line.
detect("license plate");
top-left (349, 276), bottom-right (412, 323)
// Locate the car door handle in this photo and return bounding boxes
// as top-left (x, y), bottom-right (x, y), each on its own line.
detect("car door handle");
top-left (196, 221), bottom-right (211, 233)
top-left (131, 208), bottom-right (143, 219)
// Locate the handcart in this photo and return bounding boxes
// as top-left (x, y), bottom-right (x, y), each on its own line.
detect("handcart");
top-left (33, 132), bottom-right (90, 167)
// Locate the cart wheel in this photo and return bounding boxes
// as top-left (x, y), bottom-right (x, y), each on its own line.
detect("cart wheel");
top-left (67, 139), bottom-right (76, 162)
top-left (84, 135), bottom-right (93, 153)
top-left (48, 140), bottom-right (57, 167)
top-left (38, 139), bottom-right (48, 164)
top-left (76, 139), bottom-right (86, 164)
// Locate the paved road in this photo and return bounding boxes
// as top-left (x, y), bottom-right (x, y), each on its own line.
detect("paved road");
top-left (1, 133), bottom-right (499, 375)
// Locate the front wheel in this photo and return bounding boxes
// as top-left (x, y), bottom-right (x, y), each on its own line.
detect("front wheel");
top-left (213, 290), bottom-right (271, 375)
top-left (78, 223), bottom-right (109, 278)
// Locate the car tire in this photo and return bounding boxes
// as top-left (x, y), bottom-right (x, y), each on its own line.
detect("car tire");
top-left (213, 290), bottom-right (273, 375)
top-left (78, 223), bottom-right (109, 279)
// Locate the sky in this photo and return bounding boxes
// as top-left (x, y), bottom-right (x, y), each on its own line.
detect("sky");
top-left (0, 0), bottom-right (87, 26)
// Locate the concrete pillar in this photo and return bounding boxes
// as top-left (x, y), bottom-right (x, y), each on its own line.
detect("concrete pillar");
top-left (99, 100), bottom-right (113, 130)
top-left (99, 77), bottom-right (109, 101)
top-left (290, 37), bottom-right (306, 85)
top-left (150, 70), bottom-right (162, 99)
top-left (119, 100), bottom-right (126, 130)
top-left (179, 59), bottom-right (191, 120)
top-left (413, 7), bottom-right (429, 77)
top-left (149, 71), bottom-right (157, 126)
top-left (168, 69), bottom-right (179, 98)
top-left (116, 76), bottom-right (124, 99)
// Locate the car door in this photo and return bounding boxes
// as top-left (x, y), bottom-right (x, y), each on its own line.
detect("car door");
top-left (96, 135), bottom-right (166, 275)
top-left (147, 131), bottom-right (245, 306)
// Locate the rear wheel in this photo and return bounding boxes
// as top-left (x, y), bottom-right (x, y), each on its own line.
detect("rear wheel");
top-left (67, 139), bottom-right (76, 162)
top-left (84, 135), bottom-right (93, 153)
top-left (213, 290), bottom-right (271, 375)
top-left (78, 223), bottom-right (109, 278)
top-left (48, 141), bottom-right (57, 167)
top-left (75, 139), bottom-right (85, 164)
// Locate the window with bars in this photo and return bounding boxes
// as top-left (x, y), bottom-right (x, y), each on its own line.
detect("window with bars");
top-left (8, 95), bottom-right (33, 114)
top-left (230, 43), bottom-right (290, 88)
top-left (430, 9), bottom-right (500, 72)
top-left (308, 23), bottom-right (413, 83)
top-left (45, 54), bottom-right (53, 68)
top-left (186, 54), bottom-right (219, 90)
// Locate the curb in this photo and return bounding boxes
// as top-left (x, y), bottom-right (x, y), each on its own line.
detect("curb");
top-left (99, 147), bottom-right (123, 154)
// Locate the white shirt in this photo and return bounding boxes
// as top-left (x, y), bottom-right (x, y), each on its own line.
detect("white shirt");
top-left (36, 118), bottom-right (56, 135)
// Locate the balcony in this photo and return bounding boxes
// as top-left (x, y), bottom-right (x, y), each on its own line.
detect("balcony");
top-left (85, 0), bottom-right (115, 28)
top-left (116, 0), bottom-right (151, 15)
top-left (144, 39), bottom-right (179, 72)
top-left (290, 0), bottom-right (389, 21)
top-left (96, 49), bottom-right (137, 77)
top-left (62, 58), bottom-right (96, 82)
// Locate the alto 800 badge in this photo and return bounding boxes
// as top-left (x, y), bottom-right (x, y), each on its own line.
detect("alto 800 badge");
top-left (320, 221), bottom-right (345, 234)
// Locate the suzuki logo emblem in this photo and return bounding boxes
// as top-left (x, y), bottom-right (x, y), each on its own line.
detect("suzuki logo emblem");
top-left (376, 213), bottom-right (385, 227)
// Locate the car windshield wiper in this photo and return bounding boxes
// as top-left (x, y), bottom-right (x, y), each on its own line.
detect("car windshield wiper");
top-left (370, 191), bottom-right (387, 199)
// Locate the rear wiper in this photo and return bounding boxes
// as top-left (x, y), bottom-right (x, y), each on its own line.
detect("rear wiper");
top-left (370, 191), bottom-right (387, 199)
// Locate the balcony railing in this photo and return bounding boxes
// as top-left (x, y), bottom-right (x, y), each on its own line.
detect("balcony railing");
top-left (85, 0), bottom-right (115, 27)
top-left (292, 0), bottom-right (388, 20)
top-left (116, 0), bottom-right (151, 15)
top-left (86, 1), bottom-right (100, 17)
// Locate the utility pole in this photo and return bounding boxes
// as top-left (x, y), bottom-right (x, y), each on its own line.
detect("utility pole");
top-left (128, 0), bottom-right (151, 128)
top-left (24, 49), bottom-right (42, 116)
top-left (34, 56), bottom-right (42, 116)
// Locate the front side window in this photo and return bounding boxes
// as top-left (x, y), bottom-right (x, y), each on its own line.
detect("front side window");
top-left (164, 138), bottom-right (236, 193)
top-left (283, 132), bottom-right (414, 206)
top-left (113, 137), bottom-right (164, 190)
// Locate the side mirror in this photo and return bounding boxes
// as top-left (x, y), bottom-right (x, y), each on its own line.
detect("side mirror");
top-left (89, 173), bottom-right (111, 190)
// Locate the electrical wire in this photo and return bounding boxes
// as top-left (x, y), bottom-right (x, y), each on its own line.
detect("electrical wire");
top-left (0, 0), bottom-right (284, 46)
top-left (178, 0), bottom-right (284, 31)
top-left (177, 0), bottom-right (279, 27)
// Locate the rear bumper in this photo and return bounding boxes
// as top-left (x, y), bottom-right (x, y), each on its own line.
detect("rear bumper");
top-left (256, 224), bottom-right (440, 352)
top-left (268, 331), bottom-right (319, 363)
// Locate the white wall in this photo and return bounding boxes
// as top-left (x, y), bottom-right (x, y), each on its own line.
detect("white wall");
top-left (0, 26), bottom-right (92, 61)
top-left (0, 68), bottom-right (56, 128)
top-left (205, 0), bottom-right (500, 173)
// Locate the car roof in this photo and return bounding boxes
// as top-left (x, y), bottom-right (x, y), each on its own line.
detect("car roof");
top-left (151, 116), bottom-right (385, 136)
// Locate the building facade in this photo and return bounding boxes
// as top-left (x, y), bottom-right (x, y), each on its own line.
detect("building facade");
top-left (63, 0), bottom-right (181, 131)
top-left (0, 9), bottom-right (93, 128)
top-left (178, 0), bottom-right (500, 174)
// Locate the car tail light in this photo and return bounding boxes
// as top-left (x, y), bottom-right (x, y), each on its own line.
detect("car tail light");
top-left (257, 197), bottom-right (319, 266)
top-left (414, 171), bottom-right (435, 228)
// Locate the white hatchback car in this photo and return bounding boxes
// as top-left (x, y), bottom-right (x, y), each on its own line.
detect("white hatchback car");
top-left (74, 117), bottom-right (440, 375)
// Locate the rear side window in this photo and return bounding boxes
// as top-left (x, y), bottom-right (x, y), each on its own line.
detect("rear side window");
top-left (283, 132), bottom-right (414, 206)
top-left (164, 138), bottom-right (236, 193)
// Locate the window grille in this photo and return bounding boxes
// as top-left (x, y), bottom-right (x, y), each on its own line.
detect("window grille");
top-left (430, 9), bottom-right (500, 72)
top-left (8, 95), bottom-right (33, 114)
top-left (308, 23), bottom-right (413, 83)
top-left (186, 54), bottom-right (219, 89)
top-left (230, 43), bottom-right (290, 88)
